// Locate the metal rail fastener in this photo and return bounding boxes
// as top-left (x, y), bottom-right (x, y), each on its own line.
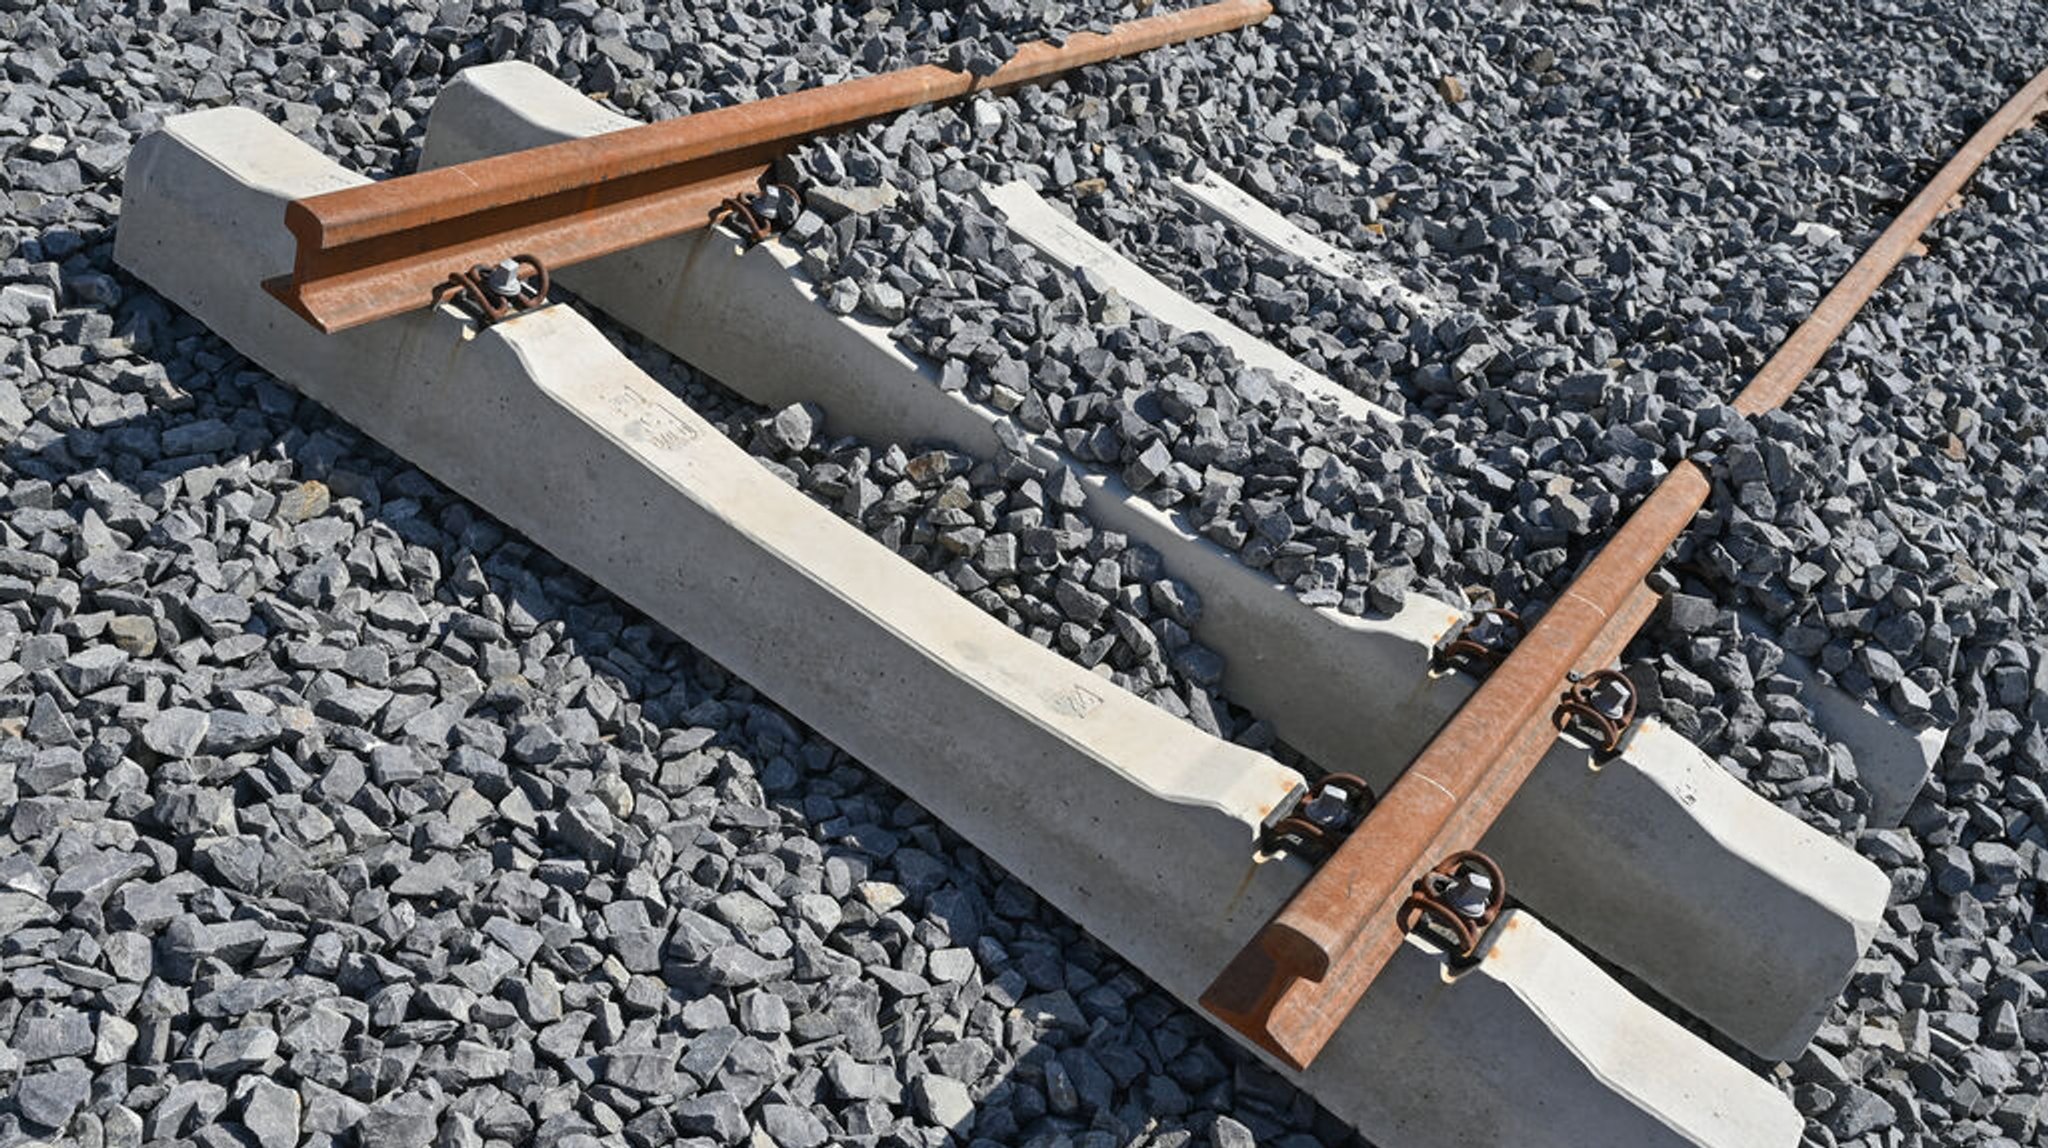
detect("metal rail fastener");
top-left (1434, 605), bottom-right (1525, 672)
top-left (1553, 668), bottom-right (1641, 756)
top-left (1263, 773), bottom-right (1378, 859)
top-left (432, 254), bottom-right (551, 327)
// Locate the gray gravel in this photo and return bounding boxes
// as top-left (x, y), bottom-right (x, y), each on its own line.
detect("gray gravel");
top-left (747, 410), bottom-right (1278, 751)
top-left (3, 0), bottom-right (2047, 1146)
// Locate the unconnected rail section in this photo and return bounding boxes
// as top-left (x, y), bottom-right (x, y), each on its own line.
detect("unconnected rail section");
top-left (113, 9), bottom-right (2048, 1142)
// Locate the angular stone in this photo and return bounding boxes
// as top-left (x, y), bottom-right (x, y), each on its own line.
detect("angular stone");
top-left (1828, 1084), bottom-right (1894, 1137)
top-left (1211, 1114), bottom-right (1256, 1148)
top-left (204, 709), bottom-right (281, 754)
top-left (187, 590), bottom-right (252, 631)
top-left (95, 1014), bottom-right (139, 1064)
top-left (15, 1008), bottom-right (94, 1062)
top-left (17, 1065), bottom-right (92, 1130)
top-left (702, 943), bottom-right (783, 987)
top-left (555, 793), bottom-right (618, 864)
top-left (0, 284), bottom-right (56, 325)
top-left (389, 853), bottom-right (466, 899)
top-left (673, 1092), bottom-right (747, 1143)
top-left (0, 891), bottom-right (59, 931)
top-left (238, 1078), bottom-right (302, 1148)
top-left (203, 1026), bottom-right (279, 1075)
top-left (49, 850), bottom-right (151, 908)
top-left (910, 1072), bottom-right (974, 1129)
top-left (602, 1046), bottom-right (679, 1095)
top-left (759, 1103), bottom-right (828, 1148)
top-left (142, 707), bottom-right (209, 758)
top-left (60, 644), bottom-right (128, 693)
top-left (163, 419), bottom-right (238, 456)
top-left (710, 890), bottom-right (777, 934)
top-left (355, 1093), bottom-right (440, 1148)
top-left (827, 1052), bottom-right (901, 1103)
top-left (807, 183), bottom-right (900, 220)
top-left (107, 616), bottom-right (159, 656)
top-left (738, 990), bottom-right (790, 1035)
top-left (1665, 593), bottom-right (1718, 635)
top-left (276, 481), bottom-right (331, 522)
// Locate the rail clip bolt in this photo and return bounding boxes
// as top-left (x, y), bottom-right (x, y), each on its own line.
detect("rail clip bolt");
top-left (1437, 606), bottom-right (1525, 671)
top-left (1397, 851), bottom-right (1508, 961)
top-left (1554, 667), bottom-right (1641, 755)
top-left (483, 259), bottom-right (529, 299)
top-left (1301, 774), bottom-right (1372, 830)
top-left (1262, 773), bottom-right (1375, 859)
top-left (1433, 866), bottom-right (1496, 919)
top-left (1585, 674), bottom-right (1634, 721)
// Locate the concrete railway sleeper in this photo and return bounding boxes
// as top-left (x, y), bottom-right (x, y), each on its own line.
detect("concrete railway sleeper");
top-left (416, 62), bottom-right (1885, 1065)
top-left (118, 107), bottom-right (1802, 1148)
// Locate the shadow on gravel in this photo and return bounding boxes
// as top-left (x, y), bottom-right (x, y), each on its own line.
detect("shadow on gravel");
top-left (0, 239), bottom-right (1360, 1146)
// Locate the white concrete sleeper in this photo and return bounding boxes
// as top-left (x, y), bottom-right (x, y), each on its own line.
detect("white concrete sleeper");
top-left (1169, 169), bottom-right (1448, 317)
top-left (117, 106), bottom-right (1802, 1148)
top-left (976, 179), bottom-right (1398, 426)
top-left (1739, 609), bottom-right (1943, 828)
top-left (418, 61), bottom-right (1887, 1063)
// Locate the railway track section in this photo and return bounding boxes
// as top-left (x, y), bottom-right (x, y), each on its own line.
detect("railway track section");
top-left (112, 6), bottom-right (2048, 1143)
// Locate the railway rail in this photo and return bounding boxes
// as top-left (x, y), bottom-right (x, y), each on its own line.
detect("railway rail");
top-left (109, 4), bottom-right (2048, 1143)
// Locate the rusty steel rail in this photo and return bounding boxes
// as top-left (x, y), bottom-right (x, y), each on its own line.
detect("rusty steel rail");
top-left (265, 0), bottom-right (1273, 333)
top-left (1202, 63), bottom-right (2048, 1071)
